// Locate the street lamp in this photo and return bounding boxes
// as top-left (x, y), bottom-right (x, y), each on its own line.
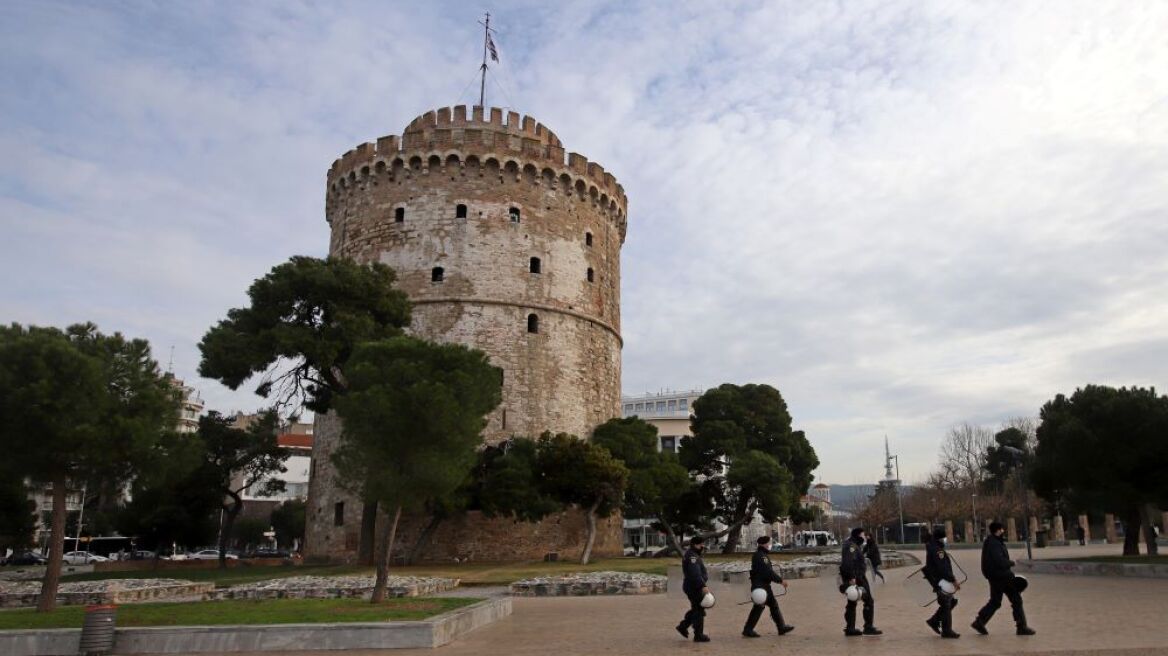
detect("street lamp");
top-left (1002, 446), bottom-right (1033, 560)
top-left (889, 453), bottom-right (905, 545)
top-left (971, 493), bottom-right (979, 543)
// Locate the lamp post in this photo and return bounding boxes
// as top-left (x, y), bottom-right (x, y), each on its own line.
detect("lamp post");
top-left (892, 454), bottom-right (905, 545)
top-left (971, 493), bottom-right (979, 543)
top-left (1002, 446), bottom-right (1033, 560)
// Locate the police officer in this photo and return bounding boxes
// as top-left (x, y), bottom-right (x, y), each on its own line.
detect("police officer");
top-left (676, 536), bottom-right (711, 643)
top-left (971, 521), bottom-right (1036, 636)
top-left (840, 527), bottom-right (882, 636)
top-left (923, 527), bottom-right (960, 638)
top-left (742, 536), bottom-right (794, 638)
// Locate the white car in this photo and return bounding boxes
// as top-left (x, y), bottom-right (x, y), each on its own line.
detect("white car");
top-left (62, 551), bottom-right (109, 565)
top-left (189, 549), bottom-right (239, 560)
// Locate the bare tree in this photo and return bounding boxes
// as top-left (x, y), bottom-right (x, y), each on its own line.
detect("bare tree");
top-left (937, 423), bottom-right (993, 489)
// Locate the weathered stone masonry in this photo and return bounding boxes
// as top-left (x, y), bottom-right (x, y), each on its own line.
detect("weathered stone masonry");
top-left (305, 105), bottom-right (627, 562)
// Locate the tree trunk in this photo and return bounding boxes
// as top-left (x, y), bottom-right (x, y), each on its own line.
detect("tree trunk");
top-left (219, 492), bottom-right (242, 570)
top-left (37, 474), bottom-right (68, 612)
top-left (657, 520), bottom-right (684, 557)
top-left (406, 514), bottom-right (443, 565)
top-left (371, 505), bottom-right (403, 603)
top-left (357, 498), bottom-right (379, 566)
top-left (580, 501), bottom-right (600, 565)
top-left (721, 497), bottom-right (753, 554)
top-left (1121, 506), bottom-right (1142, 556)
top-left (1139, 503), bottom-right (1159, 556)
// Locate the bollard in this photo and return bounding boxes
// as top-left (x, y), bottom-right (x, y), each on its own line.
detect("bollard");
top-left (79, 604), bottom-right (117, 656)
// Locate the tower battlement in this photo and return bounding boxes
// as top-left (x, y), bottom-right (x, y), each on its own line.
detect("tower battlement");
top-left (327, 105), bottom-right (627, 220)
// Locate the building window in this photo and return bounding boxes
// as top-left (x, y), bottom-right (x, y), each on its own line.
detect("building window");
top-left (635, 403), bottom-right (644, 412)
top-left (585, 232), bottom-right (593, 247)
top-left (527, 313), bottom-right (539, 333)
top-left (624, 404), bottom-right (633, 414)
top-left (679, 399), bottom-right (688, 411)
top-left (394, 207), bottom-right (405, 223)
top-left (333, 502), bottom-right (345, 526)
top-left (509, 206), bottom-right (521, 223)
top-left (586, 267), bottom-right (594, 283)
top-left (456, 204), bottom-right (467, 218)
top-left (661, 436), bottom-right (677, 453)
top-left (529, 257), bottom-right (541, 274)
top-left (668, 399), bottom-right (677, 411)
top-left (656, 401), bottom-right (666, 412)
top-left (431, 267), bottom-right (444, 282)
top-left (502, 408), bottom-right (507, 429)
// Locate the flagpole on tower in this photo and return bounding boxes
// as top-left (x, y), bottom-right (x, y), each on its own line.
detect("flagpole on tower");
top-left (478, 12), bottom-right (492, 107)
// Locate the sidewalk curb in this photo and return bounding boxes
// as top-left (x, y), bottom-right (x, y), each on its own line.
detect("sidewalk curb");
top-left (1016, 560), bottom-right (1168, 579)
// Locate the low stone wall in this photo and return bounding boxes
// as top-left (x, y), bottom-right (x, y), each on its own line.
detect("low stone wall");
top-left (0, 597), bottom-right (512, 655)
top-left (0, 580), bottom-right (214, 609)
top-left (509, 572), bottom-right (666, 596)
top-left (206, 576), bottom-right (458, 601)
top-left (1015, 559), bottom-right (1168, 579)
top-left (712, 560), bottom-right (823, 583)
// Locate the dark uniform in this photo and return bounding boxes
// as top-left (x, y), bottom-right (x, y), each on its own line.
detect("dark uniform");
top-left (864, 537), bottom-right (884, 582)
top-left (839, 535), bottom-right (877, 634)
top-left (923, 536), bottom-right (958, 636)
top-left (742, 545), bottom-right (792, 635)
top-left (678, 545), bottom-right (710, 640)
top-left (973, 532), bottom-right (1030, 633)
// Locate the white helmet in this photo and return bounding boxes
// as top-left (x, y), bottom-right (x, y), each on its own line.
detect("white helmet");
top-left (701, 592), bottom-right (716, 608)
top-left (750, 588), bottom-right (767, 605)
top-left (845, 584), bottom-right (862, 602)
top-left (938, 580), bottom-right (957, 596)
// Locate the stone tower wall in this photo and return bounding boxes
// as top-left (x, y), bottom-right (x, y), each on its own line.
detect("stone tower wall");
top-left (305, 105), bottom-right (627, 561)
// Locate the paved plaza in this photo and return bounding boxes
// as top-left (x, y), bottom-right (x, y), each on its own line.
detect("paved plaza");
top-left (214, 545), bottom-right (1166, 656)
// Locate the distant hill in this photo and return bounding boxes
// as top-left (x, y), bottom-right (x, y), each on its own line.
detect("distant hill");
top-left (810, 483), bottom-right (918, 514)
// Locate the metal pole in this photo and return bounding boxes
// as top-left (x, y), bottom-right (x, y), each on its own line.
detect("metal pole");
top-left (894, 455), bottom-right (905, 546)
top-left (75, 482), bottom-right (88, 553)
top-left (478, 13), bottom-right (490, 107)
top-left (972, 493), bottom-right (979, 542)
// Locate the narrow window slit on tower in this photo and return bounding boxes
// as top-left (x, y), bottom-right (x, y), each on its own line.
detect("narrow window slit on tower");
top-left (585, 232), bottom-right (593, 246)
top-left (587, 267), bottom-right (594, 283)
top-left (395, 207), bottom-right (405, 222)
top-left (431, 267), bottom-right (444, 282)
top-left (527, 314), bottom-right (539, 333)
top-left (509, 206), bottom-right (521, 223)
top-left (456, 204), bottom-right (467, 218)
top-left (529, 257), bottom-right (541, 274)
top-left (333, 502), bottom-right (345, 526)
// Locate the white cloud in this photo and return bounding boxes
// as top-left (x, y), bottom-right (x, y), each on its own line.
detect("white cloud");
top-left (2, 0), bottom-right (1166, 483)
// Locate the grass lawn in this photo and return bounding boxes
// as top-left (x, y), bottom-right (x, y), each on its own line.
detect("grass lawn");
top-left (1063, 555), bottom-right (1168, 564)
top-left (0, 597), bottom-right (480, 631)
top-left (61, 564), bottom-right (369, 588)
top-left (56, 553), bottom-right (797, 588)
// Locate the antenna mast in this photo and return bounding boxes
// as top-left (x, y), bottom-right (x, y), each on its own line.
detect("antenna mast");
top-left (478, 12), bottom-right (492, 107)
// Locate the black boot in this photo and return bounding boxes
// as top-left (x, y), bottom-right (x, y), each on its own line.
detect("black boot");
top-left (1017, 626), bottom-right (1036, 636)
top-left (971, 619), bottom-right (988, 635)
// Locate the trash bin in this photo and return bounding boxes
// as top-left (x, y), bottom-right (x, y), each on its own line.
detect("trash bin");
top-left (79, 604), bottom-right (117, 656)
top-left (1035, 529), bottom-right (1047, 548)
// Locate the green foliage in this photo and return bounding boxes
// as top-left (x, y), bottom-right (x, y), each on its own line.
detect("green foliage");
top-left (536, 432), bottom-right (628, 518)
top-left (983, 427), bottom-right (1032, 492)
top-left (1033, 385), bottom-right (1168, 516)
top-left (682, 384), bottom-right (818, 541)
top-left (198, 256), bottom-right (411, 414)
top-left (232, 518), bottom-right (269, 549)
top-left (0, 474), bottom-right (36, 553)
top-left (331, 336), bottom-right (502, 512)
top-left (476, 439), bottom-right (562, 522)
top-left (591, 416), bottom-right (694, 531)
top-left (117, 429), bottom-right (220, 551)
top-left (270, 499), bottom-right (306, 549)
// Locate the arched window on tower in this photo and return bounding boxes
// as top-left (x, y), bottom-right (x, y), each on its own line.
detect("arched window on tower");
top-left (527, 313), bottom-right (539, 334)
top-left (456, 204), bottom-right (467, 218)
top-left (529, 257), bottom-right (541, 274)
top-left (585, 232), bottom-right (593, 247)
top-left (395, 207), bottom-right (405, 223)
top-left (431, 267), bottom-right (444, 283)
top-left (587, 267), bottom-right (594, 283)
top-left (509, 206), bottom-right (521, 223)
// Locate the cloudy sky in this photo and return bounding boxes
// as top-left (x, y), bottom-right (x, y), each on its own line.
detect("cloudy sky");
top-left (3, 1), bottom-right (1166, 485)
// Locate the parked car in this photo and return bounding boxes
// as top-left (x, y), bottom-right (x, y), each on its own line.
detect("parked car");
top-left (189, 549), bottom-right (239, 561)
top-left (249, 548), bottom-right (291, 559)
top-left (62, 551), bottom-right (109, 565)
top-left (2, 551), bottom-right (47, 566)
